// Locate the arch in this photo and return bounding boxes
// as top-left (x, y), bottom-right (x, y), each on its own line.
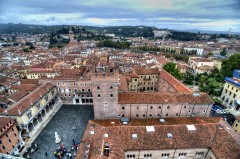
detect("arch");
top-left (136, 114), bottom-right (139, 117)
top-left (33, 118), bottom-right (38, 126)
top-left (46, 105), bottom-right (50, 113)
top-left (82, 99), bottom-right (86, 103)
top-left (28, 123), bottom-right (34, 132)
top-left (42, 109), bottom-right (46, 118)
top-left (150, 106), bottom-right (153, 109)
top-left (90, 99), bottom-right (93, 103)
top-left (143, 114), bottom-right (146, 117)
top-left (122, 114), bottom-right (125, 117)
top-left (86, 99), bottom-right (89, 103)
top-left (76, 98), bottom-right (80, 103)
top-left (49, 103), bottom-right (53, 109)
top-left (149, 114), bottom-right (153, 117)
top-left (37, 114), bottom-right (42, 122)
top-left (21, 129), bottom-right (28, 138)
top-left (158, 106), bottom-right (161, 109)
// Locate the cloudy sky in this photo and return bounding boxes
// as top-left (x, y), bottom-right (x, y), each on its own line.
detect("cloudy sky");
top-left (0, 0), bottom-right (240, 32)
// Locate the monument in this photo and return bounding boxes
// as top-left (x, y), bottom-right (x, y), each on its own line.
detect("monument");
top-left (55, 132), bottom-right (61, 143)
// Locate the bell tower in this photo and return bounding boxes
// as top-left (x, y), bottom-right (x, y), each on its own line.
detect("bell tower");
top-left (69, 26), bottom-right (74, 44)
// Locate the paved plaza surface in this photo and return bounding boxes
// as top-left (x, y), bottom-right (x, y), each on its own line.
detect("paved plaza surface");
top-left (28, 104), bottom-right (94, 159)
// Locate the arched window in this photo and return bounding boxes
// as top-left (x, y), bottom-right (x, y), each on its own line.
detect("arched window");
top-left (149, 114), bottom-right (153, 117)
top-left (150, 106), bottom-right (153, 109)
top-left (184, 106), bottom-right (186, 109)
top-left (143, 114), bottom-right (146, 117)
top-left (166, 113), bottom-right (168, 116)
top-left (97, 86), bottom-right (100, 90)
top-left (167, 106), bottom-right (170, 109)
top-left (136, 114), bottom-right (139, 117)
top-left (110, 86), bottom-right (113, 89)
top-left (122, 114), bottom-right (125, 117)
top-left (97, 94), bottom-right (101, 97)
top-left (176, 113), bottom-right (179, 116)
top-left (110, 94), bottom-right (113, 97)
top-left (122, 106), bottom-right (125, 109)
top-left (158, 106), bottom-right (161, 109)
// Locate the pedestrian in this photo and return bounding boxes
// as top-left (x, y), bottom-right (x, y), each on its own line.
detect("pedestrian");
top-left (45, 152), bottom-right (48, 156)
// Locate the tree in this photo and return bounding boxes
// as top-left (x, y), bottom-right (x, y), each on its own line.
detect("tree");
top-left (220, 48), bottom-right (227, 56)
top-left (221, 54), bottom-right (240, 78)
top-left (163, 62), bottom-right (184, 80)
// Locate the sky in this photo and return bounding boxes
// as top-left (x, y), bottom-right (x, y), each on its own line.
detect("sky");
top-left (0, 0), bottom-right (240, 32)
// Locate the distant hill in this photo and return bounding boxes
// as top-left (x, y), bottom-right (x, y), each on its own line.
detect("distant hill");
top-left (1, 23), bottom-right (238, 41)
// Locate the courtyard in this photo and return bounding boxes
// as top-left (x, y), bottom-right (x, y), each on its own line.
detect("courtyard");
top-left (25, 104), bottom-right (94, 159)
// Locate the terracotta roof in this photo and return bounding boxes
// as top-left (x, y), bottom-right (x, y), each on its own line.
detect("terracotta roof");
top-left (118, 92), bottom-right (213, 104)
top-left (10, 84), bottom-right (37, 92)
top-left (0, 117), bottom-right (12, 130)
top-left (6, 83), bottom-right (54, 115)
top-left (118, 74), bottom-right (128, 93)
top-left (160, 70), bottom-right (192, 93)
top-left (156, 56), bottom-right (170, 65)
top-left (76, 117), bottom-right (240, 159)
top-left (8, 90), bottom-right (29, 102)
top-left (134, 68), bottom-right (160, 75)
top-left (192, 58), bottom-right (212, 62)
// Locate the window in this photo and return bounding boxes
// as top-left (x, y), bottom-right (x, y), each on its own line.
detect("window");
top-left (143, 114), bottom-right (146, 117)
top-left (157, 114), bottom-right (160, 117)
top-left (136, 114), bottom-right (139, 117)
top-left (136, 106), bottom-right (139, 109)
top-left (236, 123), bottom-right (238, 127)
top-left (135, 79), bottom-right (137, 81)
top-left (12, 127), bottom-right (14, 131)
top-left (45, 95), bottom-right (49, 102)
top-left (97, 94), bottom-right (101, 97)
top-left (127, 154), bottom-right (136, 159)
top-left (26, 111), bottom-right (32, 119)
top-left (176, 113), bottom-right (179, 116)
top-left (167, 106), bottom-right (170, 109)
top-left (110, 86), bottom-right (113, 89)
top-left (36, 102), bottom-right (40, 110)
top-left (14, 133), bottom-right (17, 137)
top-left (166, 113), bottom-right (168, 116)
top-left (122, 114), bottom-right (125, 117)
top-left (110, 94), bottom-right (113, 97)
top-left (179, 153), bottom-right (187, 156)
top-left (196, 152), bottom-right (204, 156)
top-left (2, 145), bottom-right (5, 150)
top-left (184, 106), bottom-right (186, 109)
top-left (150, 106), bottom-right (153, 109)
top-left (82, 89), bottom-right (85, 92)
top-left (144, 154), bottom-right (152, 159)
top-left (158, 106), bottom-right (161, 109)
top-left (149, 114), bottom-right (153, 117)
top-left (234, 94), bottom-right (236, 98)
top-left (0, 140), bottom-right (2, 144)
top-left (97, 86), bottom-right (100, 90)
top-left (8, 139), bottom-right (11, 143)
top-left (122, 106), bottom-right (125, 109)
top-left (12, 145), bottom-right (14, 148)
top-left (88, 89), bottom-right (91, 92)
top-left (162, 153), bottom-right (170, 157)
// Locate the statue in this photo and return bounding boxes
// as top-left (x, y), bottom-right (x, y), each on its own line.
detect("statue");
top-left (55, 132), bottom-right (61, 143)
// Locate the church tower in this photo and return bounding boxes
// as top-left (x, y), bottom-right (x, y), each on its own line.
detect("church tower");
top-left (69, 26), bottom-right (74, 44)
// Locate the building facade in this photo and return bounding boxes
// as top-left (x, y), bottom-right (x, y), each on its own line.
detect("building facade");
top-left (0, 117), bottom-right (24, 156)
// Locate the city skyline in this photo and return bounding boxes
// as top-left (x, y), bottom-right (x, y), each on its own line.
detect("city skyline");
top-left (0, 0), bottom-right (240, 32)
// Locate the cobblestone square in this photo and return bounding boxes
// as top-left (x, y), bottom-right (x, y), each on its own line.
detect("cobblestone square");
top-left (28, 104), bottom-right (94, 159)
